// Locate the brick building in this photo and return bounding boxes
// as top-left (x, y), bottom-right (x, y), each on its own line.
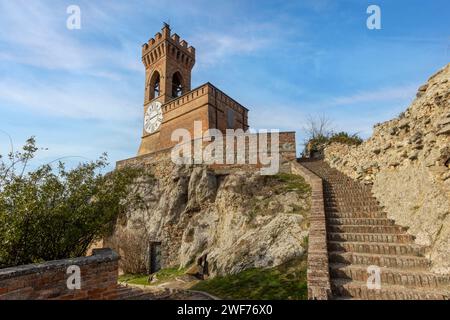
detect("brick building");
top-left (138, 23), bottom-right (249, 155)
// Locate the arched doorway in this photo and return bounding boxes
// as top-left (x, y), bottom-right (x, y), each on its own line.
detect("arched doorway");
top-left (149, 71), bottom-right (160, 100)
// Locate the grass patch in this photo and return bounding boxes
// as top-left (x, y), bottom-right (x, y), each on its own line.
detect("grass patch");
top-left (119, 267), bottom-right (187, 286)
top-left (118, 273), bottom-right (149, 286)
top-left (190, 256), bottom-right (307, 300)
top-left (270, 173), bottom-right (311, 195)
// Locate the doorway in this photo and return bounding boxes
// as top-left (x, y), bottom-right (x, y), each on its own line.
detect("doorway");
top-left (149, 241), bottom-right (162, 274)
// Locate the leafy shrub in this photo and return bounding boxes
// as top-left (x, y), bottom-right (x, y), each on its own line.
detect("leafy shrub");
top-left (328, 131), bottom-right (363, 146)
top-left (0, 137), bottom-right (141, 268)
top-left (304, 132), bottom-right (363, 157)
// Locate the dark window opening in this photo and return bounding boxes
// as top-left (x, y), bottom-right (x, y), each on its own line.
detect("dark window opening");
top-left (227, 109), bottom-right (235, 128)
top-left (149, 71), bottom-right (160, 100)
top-left (172, 72), bottom-right (183, 98)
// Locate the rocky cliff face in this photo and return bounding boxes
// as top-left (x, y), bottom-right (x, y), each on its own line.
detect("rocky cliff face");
top-left (324, 64), bottom-right (450, 273)
top-left (108, 159), bottom-right (310, 276)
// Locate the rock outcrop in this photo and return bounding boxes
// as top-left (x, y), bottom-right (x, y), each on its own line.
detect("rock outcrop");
top-left (324, 64), bottom-right (450, 274)
top-left (108, 159), bottom-right (310, 276)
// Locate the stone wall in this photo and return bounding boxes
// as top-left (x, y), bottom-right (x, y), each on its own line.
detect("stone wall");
top-left (324, 63), bottom-right (450, 274)
top-left (0, 248), bottom-right (119, 300)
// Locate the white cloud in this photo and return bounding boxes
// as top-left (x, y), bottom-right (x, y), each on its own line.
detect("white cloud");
top-left (0, 0), bottom-right (141, 77)
top-left (191, 32), bottom-right (269, 67)
top-left (326, 85), bottom-right (417, 107)
top-left (0, 79), bottom-right (140, 121)
top-left (249, 84), bottom-right (418, 137)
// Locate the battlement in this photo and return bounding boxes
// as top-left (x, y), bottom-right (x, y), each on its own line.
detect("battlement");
top-left (141, 23), bottom-right (195, 68)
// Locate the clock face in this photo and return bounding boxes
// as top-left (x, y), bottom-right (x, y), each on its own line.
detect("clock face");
top-left (144, 101), bottom-right (163, 134)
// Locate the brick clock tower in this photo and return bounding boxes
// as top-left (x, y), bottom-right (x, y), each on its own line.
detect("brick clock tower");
top-left (138, 23), bottom-right (249, 156)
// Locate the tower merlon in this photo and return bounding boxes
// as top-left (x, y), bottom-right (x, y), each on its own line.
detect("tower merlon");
top-left (141, 27), bottom-right (195, 63)
top-left (161, 23), bottom-right (171, 38)
top-left (180, 40), bottom-right (188, 48)
top-left (171, 33), bottom-right (180, 43)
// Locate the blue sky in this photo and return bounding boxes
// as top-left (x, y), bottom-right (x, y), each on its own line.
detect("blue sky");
top-left (0, 0), bottom-right (449, 170)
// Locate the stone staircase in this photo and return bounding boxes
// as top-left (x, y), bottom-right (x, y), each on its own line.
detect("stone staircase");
top-left (114, 285), bottom-right (157, 300)
top-left (113, 284), bottom-right (214, 300)
top-left (300, 160), bottom-right (450, 300)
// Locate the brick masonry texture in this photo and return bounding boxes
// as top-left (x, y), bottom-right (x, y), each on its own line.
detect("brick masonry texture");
top-left (119, 131), bottom-right (296, 174)
top-left (291, 161), bottom-right (331, 300)
top-left (0, 248), bottom-right (119, 300)
top-left (138, 24), bottom-right (249, 156)
top-left (300, 160), bottom-right (450, 300)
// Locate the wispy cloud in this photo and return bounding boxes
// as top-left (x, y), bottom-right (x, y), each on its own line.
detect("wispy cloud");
top-left (193, 32), bottom-right (269, 66)
top-left (0, 0), bottom-right (141, 77)
top-left (0, 78), bottom-right (140, 121)
top-left (250, 83), bottom-right (418, 136)
top-left (325, 84), bottom-right (417, 108)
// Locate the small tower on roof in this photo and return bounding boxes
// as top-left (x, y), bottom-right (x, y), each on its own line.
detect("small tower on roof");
top-left (142, 23), bottom-right (196, 104)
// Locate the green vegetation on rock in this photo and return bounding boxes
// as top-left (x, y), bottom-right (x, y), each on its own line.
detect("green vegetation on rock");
top-left (270, 173), bottom-right (311, 194)
top-left (119, 267), bottom-right (187, 286)
top-left (191, 257), bottom-right (308, 300)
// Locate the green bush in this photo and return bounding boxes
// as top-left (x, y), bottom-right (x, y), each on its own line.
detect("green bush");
top-left (328, 131), bottom-right (363, 146)
top-left (304, 131), bottom-right (362, 156)
top-left (0, 137), bottom-right (141, 268)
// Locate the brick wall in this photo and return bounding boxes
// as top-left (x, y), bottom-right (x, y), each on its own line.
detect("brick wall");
top-left (138, 83), bottom-right (250, 155)
top-left (121, 131), bottom-right (296, 174)
top-left (291, 161), bottom-right (331, 300)
top-left (0, 248), bottom-right (119, 300)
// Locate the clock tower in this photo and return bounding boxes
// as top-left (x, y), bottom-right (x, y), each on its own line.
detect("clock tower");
top-left (137, 24), bottom-right (249, 156)
top-left (142, 23), bottom-right (195, 106)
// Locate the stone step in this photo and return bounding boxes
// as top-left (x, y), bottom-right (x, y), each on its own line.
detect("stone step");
top-left (329, 263), bottom-right (450, 289)
top-left (324, 198), bottom-right (379, 207)
top-left (328, 251), bottom-right (430, 269)
top-left (325, 196), bottom-right (378, 201)
top-left (326, 206), bottom-right (382, 213)
top-left (328, 241), bottom-right (425, 256)
top-left (331, 279), bottom-right (449, 300)
top-left (327, 218), bottom-right (394, 226)
top-left (122, 292), bottom-right (155, 300)
top-left (324, 188), bottom-right (372, 194)
top-left (115, 286), bottom-right (154, 300)
top-left (326, 212), bottom-right (387, 219)
top-left (327, 225), bottom-right (406, 234)
top-left (328, 232), bottom-right (415, 243)
top-left (299, 159), bottom-right (447, 300)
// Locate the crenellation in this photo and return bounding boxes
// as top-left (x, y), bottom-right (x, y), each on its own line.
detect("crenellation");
top-left (180, 40), bottom-right (188, 48)
top-left (171, 33), bottom-right (180, 43)
top-left (137, 25), bottom-right (249, 155)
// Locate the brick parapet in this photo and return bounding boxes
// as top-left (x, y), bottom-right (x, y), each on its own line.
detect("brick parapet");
top-left (118, 132), bottom-right (296, 173)
top-left (291, 161), bottom-right (331, 300)
top-left (0, 248), bottom-right (119, 300)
